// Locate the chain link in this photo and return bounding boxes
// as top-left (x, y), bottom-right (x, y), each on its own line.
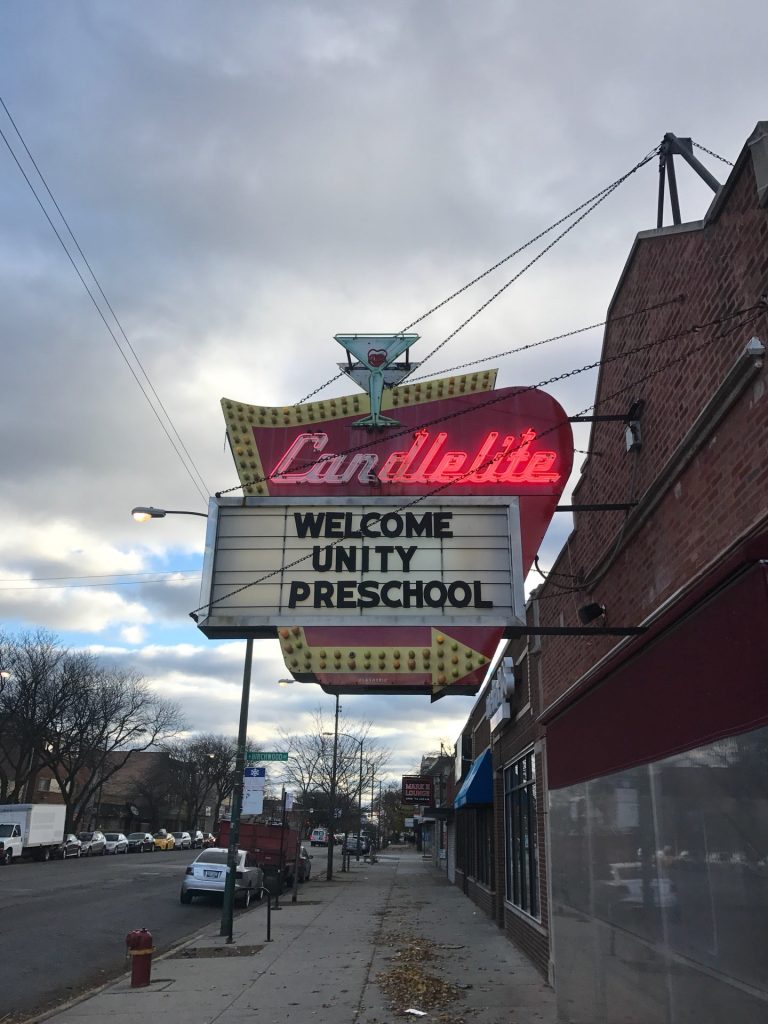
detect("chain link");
top-left (692, 140), bottom-right (734, 167)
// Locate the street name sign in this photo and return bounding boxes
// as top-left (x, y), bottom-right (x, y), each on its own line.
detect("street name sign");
top-left (246, 751), bottom-right (289, 762)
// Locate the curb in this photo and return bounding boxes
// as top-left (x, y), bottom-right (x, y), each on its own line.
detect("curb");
top-left (17, 915), bottom-right (225, 1024)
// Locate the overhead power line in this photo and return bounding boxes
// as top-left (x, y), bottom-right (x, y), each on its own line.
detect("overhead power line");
top-left (0, 96), bottom-right (210, 507)
top-left (0, 570), bottom-right (199, 583)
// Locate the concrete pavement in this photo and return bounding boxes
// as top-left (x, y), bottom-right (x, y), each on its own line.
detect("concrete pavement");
top-left (37, 847), bottom-right (555, 1024)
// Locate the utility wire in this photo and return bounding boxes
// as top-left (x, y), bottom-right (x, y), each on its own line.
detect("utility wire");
top-left (403, 149), bottom-right (659, 375)
top-left (405, 294), bottom-right (683, 383)
top-left (0, 570), bottom-right (199, 583)
top-left (294, 148), bottom-right (659, 406)
top-left (192, 301), bottom-right (763, 618)
top-left (0, 577), bottom-right (200, 591)
top-left (0, 97), bottom-right (209, 506)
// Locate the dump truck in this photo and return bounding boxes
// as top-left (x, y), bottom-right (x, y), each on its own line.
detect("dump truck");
top-left (0, 803), bottom-right (67, 863)
top-left (217, 818), bottom-right (306, 886)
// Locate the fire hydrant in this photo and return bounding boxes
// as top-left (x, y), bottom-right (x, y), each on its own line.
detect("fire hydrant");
top-left (125, 927), bottom-right (154, 988)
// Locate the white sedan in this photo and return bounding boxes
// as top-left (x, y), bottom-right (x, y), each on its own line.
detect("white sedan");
top-left (180, 848), bottom-right (263, 907)
top-left (104, 832), bottom-right (129, 854)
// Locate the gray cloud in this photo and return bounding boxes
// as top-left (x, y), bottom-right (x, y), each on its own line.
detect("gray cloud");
top-left (0, 0), bottom-right (762, 766)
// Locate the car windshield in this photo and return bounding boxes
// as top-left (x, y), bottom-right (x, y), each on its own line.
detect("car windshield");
top-left (78, 832), bottom-right (93, 841)
top-left (0, 824), bottom-right (14, 837)
top-left (105, 833), bottom-right (121, 841)
top-left (128, 833), bottom-right (146, 840)
top-left (195, 850), bottom-right (229, 864)
top-left (172, 832), bottom-right (184, 838)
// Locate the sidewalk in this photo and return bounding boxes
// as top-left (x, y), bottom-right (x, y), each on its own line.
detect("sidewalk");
top-left (42, 848), bottom-right (555, 1024)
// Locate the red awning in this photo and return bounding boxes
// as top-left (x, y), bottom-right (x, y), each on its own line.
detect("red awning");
top-left (546, 542), bottom-right (768, 790)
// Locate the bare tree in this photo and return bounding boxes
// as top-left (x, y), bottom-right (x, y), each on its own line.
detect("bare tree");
top-left (163, 733), bottom-right (246, 828)
top-left (277, 709), bottom-right (390, 828)
top-left (38, 654), bottom-right (185, 831)
top-left (0, 630), bottom-right (68, 801)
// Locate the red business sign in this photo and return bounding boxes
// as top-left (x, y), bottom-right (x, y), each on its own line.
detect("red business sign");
top-left (402, 776), bottom-right (434, 805)
top-left (222, 375), bottom-right (572, 573)
top-left (212, 371), bottom-right (573, 698)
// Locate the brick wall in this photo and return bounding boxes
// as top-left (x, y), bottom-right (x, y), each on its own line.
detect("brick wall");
top-left (536, 141), bottom-right (768, 710)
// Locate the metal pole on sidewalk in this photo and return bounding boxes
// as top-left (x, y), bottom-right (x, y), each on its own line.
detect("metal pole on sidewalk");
top-left (275, 786), bottom-right (287, 909)
top-left (220, 638), bottom-right (253, 942)
top-left (326, 693), bottom-right (340, 881)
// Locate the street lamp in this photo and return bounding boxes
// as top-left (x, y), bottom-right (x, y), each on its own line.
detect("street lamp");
top-left (323, 695), bottom-right (341, 881)
top-left (131, 502), bottom-right (247, 943)
top-left (131, 506), bottom-right (208, 521)
top-left (330, 732), bottom-right (365, 861)
top-left (279, 680), bottom-right (340, 880)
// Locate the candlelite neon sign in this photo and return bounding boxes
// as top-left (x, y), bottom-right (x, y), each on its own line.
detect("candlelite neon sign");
top-left (271, 428), bottom-right (560, 486)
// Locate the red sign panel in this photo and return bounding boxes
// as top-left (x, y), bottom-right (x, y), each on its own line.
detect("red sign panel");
top-left (223, 381), bottom-right (573, 574)
top-left (402, 776), bottom-right (434, 805)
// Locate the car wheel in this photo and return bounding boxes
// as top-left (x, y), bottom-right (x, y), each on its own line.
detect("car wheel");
top-left (180, 889), bottom-right (193, 905)
top-left (242, 886), bottom-right (252, 908)
top-left (76, 848), bottom-right (81, 857)
top-left (4, 849), bottom-right (12, 865)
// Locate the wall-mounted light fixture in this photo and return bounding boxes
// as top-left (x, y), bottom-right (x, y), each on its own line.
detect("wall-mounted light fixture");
top-left (578, 602), bottom-right (606, 625)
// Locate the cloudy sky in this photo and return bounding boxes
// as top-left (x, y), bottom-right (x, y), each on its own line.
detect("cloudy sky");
top-left (0, 1), bottom-right (763, 782)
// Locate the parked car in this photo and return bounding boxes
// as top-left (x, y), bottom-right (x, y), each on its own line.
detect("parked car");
top-left (77, 830), bottom-right (107, 856)
top-left (127, 831), bottom-right (155, 853)
top-left (190, 830), bottom-right (205, 849)
top-left (180, 848), bottom-right (263, 906)
top-left (343, 834), bottom-right (371, 856)
top-left (201, 832), bottom-right (217, 847)
top-left (104, 832), bottom-right (129, 855)
top-left (310, 828), bottom-right (328, 847)
top-left (54, 834), bottom-right (83, 859)
top-left (172, 831), bottom-right (192, 850)
top-left (153, 830), bottom-right (175, 851)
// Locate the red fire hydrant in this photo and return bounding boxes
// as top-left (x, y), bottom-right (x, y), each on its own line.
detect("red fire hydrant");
top-left (126, 927), bottom-right (154, 988)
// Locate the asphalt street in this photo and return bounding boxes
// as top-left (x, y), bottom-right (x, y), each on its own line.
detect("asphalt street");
top-left (0, 847), bottom-right (249, 1020)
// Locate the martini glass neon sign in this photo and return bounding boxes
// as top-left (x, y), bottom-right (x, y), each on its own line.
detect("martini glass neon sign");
top-left (335, 333), bottom-right (419, 428)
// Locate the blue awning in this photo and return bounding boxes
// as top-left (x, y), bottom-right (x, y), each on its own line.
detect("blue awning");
top-left (453, 748), bottom-right (493, 809)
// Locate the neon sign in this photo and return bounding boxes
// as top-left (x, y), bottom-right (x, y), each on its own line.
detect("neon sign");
top-left (272, 428), bottom-right (560, 487)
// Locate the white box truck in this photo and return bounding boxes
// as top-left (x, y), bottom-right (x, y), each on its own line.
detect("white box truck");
top-left (0, 803), bottom-right (67, 863)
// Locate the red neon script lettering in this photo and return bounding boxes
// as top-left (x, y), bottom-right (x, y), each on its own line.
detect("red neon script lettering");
top-left (271, 430), bottom-right (560, 486)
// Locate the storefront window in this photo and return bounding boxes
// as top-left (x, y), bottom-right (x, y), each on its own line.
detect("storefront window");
top-left (549, 725), bottom-right (768, 1023)
top-left (456, 807), bottom-right (493, 885)
top-left (504, 751), bottom-right (539, 916)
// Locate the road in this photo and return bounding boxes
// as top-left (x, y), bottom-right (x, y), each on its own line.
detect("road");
top-left (0, 847), bottom-right (255, 1020)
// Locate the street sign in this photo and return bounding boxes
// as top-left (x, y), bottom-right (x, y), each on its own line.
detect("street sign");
top-left (246, 751), bottom-right (289, 762)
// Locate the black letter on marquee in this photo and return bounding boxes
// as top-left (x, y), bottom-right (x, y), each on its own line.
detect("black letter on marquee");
top-left (288, 581), bottom-right (311, 608)
top-left (293, 512), bottom-right (324, 538)
top-left (313, 582), bottom-right (334, 608)
top-left (433, 513), bottom-right (453, 538)
top-left (311, 545), bottom-right (333, 572)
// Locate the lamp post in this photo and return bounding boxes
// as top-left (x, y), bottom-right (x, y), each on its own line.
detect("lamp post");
top-left (279, 678), bottom-right (341, 879)
top-left (326, 694), bottom-right (340, 881)
top-left (131, 503), bottom-right (249, 943)
top-left (331, 732), bottom-right (364, 861)
top-left (131, 506), bottom-right (208, 521)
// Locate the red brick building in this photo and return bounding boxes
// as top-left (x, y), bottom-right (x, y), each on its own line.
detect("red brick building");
top-left (450, 122), bottom-right (768, 1023)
